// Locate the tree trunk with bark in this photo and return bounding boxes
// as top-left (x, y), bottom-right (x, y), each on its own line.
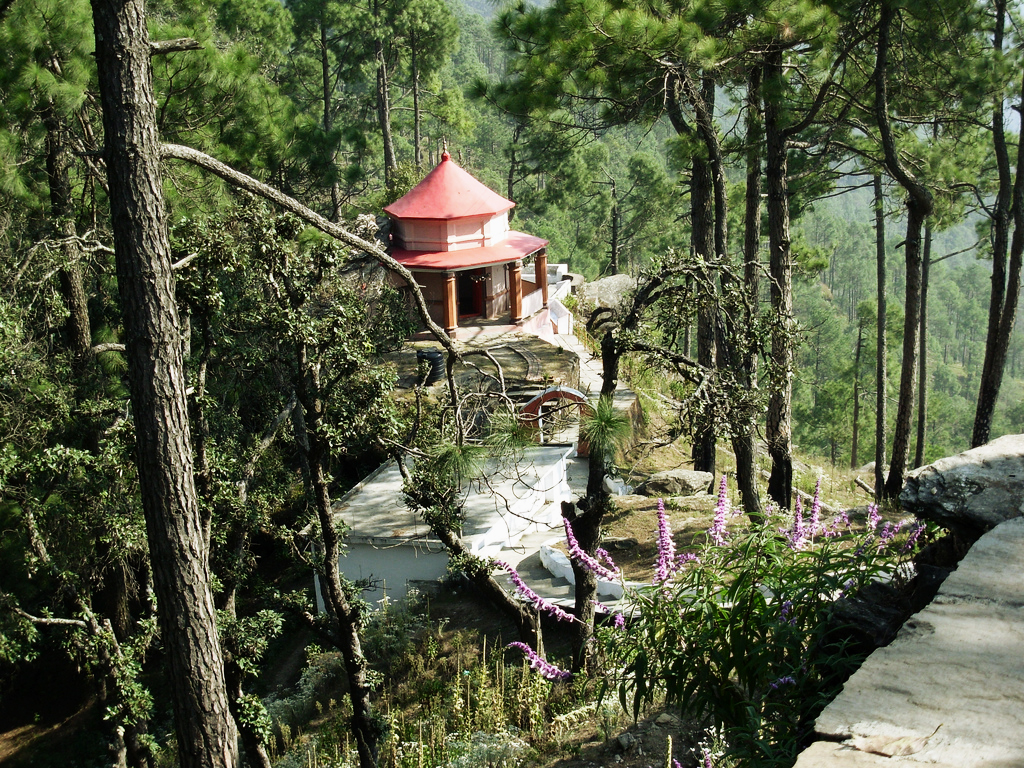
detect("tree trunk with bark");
top-left (320, 19), bottom-right (343, 223)
top-left (411, 36), bottom-right (422, 169)
top-left (972, 0), bottom-right (1024, 448)
top-left (294, 344), bottom-right (379, 768)
top-left (873, 174), bottom-right (887, 499)
top-left (914, 225), bottom-right (931, 468)
top-left (42, 99), bottom-right (92, 363)
top-left (764, 47), bottom-right (794, 509)
top-left (733, 64), bottom-right (764, 520)
top-left (90, 2), bottom-right (239, 766)
top-left (851, 323), bottom-right (863, 470)
top-left (374, 4), bottom-right (397, 189)
top-left (691, 154), bottom-right (717, 476)
top-left (875, 2), bottom-right (933, 499)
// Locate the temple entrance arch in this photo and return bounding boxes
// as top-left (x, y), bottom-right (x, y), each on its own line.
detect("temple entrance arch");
top-left (520, 386), bottom-right (594, 456)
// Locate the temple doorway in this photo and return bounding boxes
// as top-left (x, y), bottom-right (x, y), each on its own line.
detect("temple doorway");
top-left (457, 269), bottom-right (485, 319)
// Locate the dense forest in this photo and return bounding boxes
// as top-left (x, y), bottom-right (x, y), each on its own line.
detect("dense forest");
top-left (2, 0), bottom-right (1024, 766)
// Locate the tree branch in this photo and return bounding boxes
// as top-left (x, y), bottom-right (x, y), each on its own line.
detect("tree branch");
top-left (91, 342), bottom-right (126, 355)
top-left (150, 38), bottom-right (202, 56)
top-left (160, 143), bottom-right (458, 359)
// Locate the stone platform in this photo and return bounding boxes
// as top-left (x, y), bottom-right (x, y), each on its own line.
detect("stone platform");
top-left (794, 516), bottom-right (1024, 767)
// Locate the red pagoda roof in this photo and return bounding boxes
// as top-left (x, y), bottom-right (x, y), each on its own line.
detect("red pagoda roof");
top-left (384, 152), bottom-right (515, 221)
top-left (392, 231), bottom-right (548, 270)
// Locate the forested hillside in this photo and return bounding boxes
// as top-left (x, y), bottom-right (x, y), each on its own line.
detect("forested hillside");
top-left (2, 0), bottom-right (1023, 766)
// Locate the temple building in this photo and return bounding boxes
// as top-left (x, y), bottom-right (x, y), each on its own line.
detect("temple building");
top-left (385, 151), bottom-right (551, 335)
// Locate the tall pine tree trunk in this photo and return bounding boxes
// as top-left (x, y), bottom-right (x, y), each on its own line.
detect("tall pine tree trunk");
top-left (691, 154), bottom-right (717, 476)
top-left (972, 0), bottom-right (1024, 448)
top-left (42, 99), bottom-right (92, 363)
top-left (876, 1), bottom-right (932, 499)
top-left (89, 1), bottom-right (238, 765)
top-left (295, 345), bottom-right (379, 768)
top-left (320, 19), bottom-right (342, 223)
top-left (374, 5), bottom-right (397, 189)
top-left (873, 174), bottom-right (887, 499)
top-left (914, 225), bottom-right (931, 468)
top-left (764, 48), bottom-right (794, 509)
top-left (852, 323), bottom-right (863, 470)
top-left (412, 37), bottom-right (422, 169)
top-left (733, 65), bottom-right (763, 519)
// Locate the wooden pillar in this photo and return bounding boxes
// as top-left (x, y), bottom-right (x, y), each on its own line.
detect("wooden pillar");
top-left (536, 248), bottom-right (549, 307)
top-left (444, 271), bottom-right (457, 333)
top-left (509, 260), bottom-right (523, 323)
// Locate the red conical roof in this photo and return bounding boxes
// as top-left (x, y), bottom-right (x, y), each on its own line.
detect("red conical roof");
top-left (384, 152), bottom-right (515, 220)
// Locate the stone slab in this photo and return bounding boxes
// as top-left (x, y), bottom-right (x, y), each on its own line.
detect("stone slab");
top-left (796, 517), bottom-right (1024, 767)
top-left (794, 741), bottom-right (960, 768)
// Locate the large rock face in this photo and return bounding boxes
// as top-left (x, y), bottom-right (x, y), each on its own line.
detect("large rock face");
top-left (636, 469), bottom-right (713, 497)
top-left (578, 274), bottom-right (637, 310)
top-left (900, 434), bottom-right (1024, 539)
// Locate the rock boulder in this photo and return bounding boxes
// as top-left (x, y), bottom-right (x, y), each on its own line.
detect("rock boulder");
top-left (636, 469), bottom-right (713, 497)
top-left (578, 273), bottom-right (637, 310)
top-left (900, 434), bottom-right (1024, 539)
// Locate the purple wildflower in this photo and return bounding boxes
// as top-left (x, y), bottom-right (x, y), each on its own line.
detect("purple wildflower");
top-left (902, 522), bottom-right (926, 553)
top-left (769, 675), bottom-right (796, 690)
top-left (507, 641), bottom-right (572, 680)
top-left (854, 534), bottom-right (875, 557)
top-left (613, 612), bottom-right (625, 629)
top-left (867, 503), bottom-right (881, 531)
top-left (827, 509), bottom-right (851, 538)
top-left (496, 560), bottom-right (574, 622)
top-left (596, 547), bottom-right (617, 571)
top-left (701, 748), bottom-right (713, 768)
top-left (809, 478), bottom-right (822, 538)
top-left (836, 577), bottom-right (856, 598)
top-left (787, 497), bottom-right (807, 550)
top-left (673, 760), bottom-right (684, 768)
top-left (779, 599), bottom-right (796, 626)
top-left (877, 521), bottom-right (893, 548)
top-left (564, 518), bottom-right (620, 581)
top-left (677, 552), bottom-right (699, 567)
top-left (654, 498), bottom-right (678, 584)
top-left (708, 476), bottom-right (729, 546)
top-left (878, 520), bottom-right (907, 551)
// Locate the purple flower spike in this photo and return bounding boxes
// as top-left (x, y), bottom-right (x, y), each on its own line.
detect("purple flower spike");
top-left (854, 534), bottom-right (875, 557)
top-left (654, 498), bottom-right (678, 584)
top-left (596, 547), bottom-right (617, 571)
top-left (810, 478), bottom-right (822, 538)
top-left (613, 612), bottom-right (625, 629)
top-left (702, 748), bottom-right (713, 768)
top-left (673, 760), bottom-right (684, 768)
top-left (780, 598), bottom-right (796, 626)
top-left (902, 522), bottom-right (926, 553)
top-left (708, 476), bottom-right (729, 547)
top-left (837, 576), bottom-right (856, 598)
top-left (508, 641), bottom-right (572, 680)
top-left (787, 496), bottom-right (807, 550)
top-left (769, 675), bottom-right (796, 690)
top-left (496, 560), bottom-right (574, 622)
top-left (564, 518), bottom-right (620, 581)
top-left (867, 503), bottom-right (881, 531)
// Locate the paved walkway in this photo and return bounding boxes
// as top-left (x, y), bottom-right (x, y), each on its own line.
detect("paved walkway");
top-left (795, 516), bottom-right (1024, 767)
